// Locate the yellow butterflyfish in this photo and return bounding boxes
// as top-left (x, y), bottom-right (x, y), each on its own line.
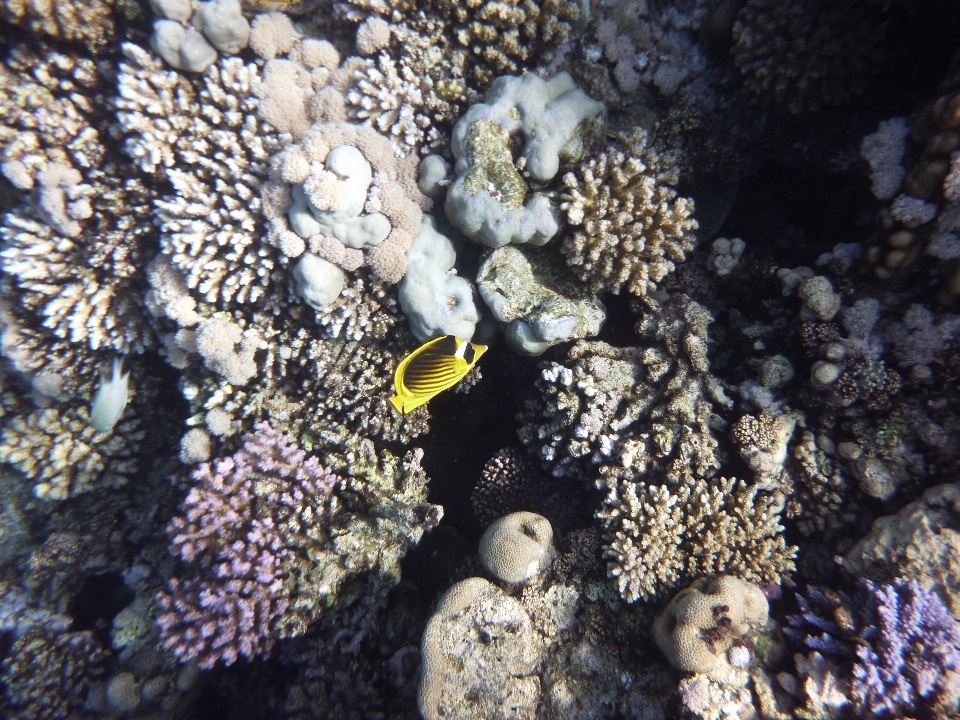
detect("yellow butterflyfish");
top-left (389, 335), bottom-right (487, 414)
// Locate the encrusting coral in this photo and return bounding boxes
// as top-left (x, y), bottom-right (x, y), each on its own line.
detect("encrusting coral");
top-left (560, 128), bottom-right (698, 296)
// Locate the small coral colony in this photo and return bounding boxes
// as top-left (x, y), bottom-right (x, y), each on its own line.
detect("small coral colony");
top-left (2, 0), bottom-right (960, 717)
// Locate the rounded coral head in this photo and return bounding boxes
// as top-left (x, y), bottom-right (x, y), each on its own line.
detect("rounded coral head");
top-left (652, 575), bottom-right (769, 676)
top-left (479, 511), bottom-right (554, 584)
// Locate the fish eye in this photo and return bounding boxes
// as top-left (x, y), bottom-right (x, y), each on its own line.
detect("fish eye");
top-left (464, 345), bottom-right (476, 364)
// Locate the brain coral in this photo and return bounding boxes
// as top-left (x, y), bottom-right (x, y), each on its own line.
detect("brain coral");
top-left (652, 575), bottom-right (769, 675)
top-left (479, 511), bottom-right (554, 584)
top-left (560, 129), bottom-right (698, 296)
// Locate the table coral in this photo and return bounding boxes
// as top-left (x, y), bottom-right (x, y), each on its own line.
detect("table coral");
top-left (560, 129), bottom-right (697, 296)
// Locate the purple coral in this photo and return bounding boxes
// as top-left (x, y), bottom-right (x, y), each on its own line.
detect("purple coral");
top-left (853, 578), bottom-right (960, 718)
top-left (785, 579), bottom-right (960, 718)
top-left (156, 423), bottom-right (337, 668)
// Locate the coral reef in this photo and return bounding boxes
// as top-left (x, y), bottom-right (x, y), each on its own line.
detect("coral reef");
top-left (518, 293), bottom-right (729, 484)
top-left (599, 475), bottom-right (795, 602)
top-left (116, 43), bottom-right (285, 307)
top-left (560, 129), bottom-right (698, 296)
top-left (731, 0), bottom-right (886, 113)
top-left (1, 43), bottom-right (156, 357)
top-left (156, 422), bottom-right (440, 667)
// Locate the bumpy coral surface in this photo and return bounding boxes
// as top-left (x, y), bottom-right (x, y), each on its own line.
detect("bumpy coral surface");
top-left (561, 129), bottom-right (698, 296)
top-left (731, 0), bottom-right (886, 113)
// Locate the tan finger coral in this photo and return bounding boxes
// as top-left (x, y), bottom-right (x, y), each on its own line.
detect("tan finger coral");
top-left (479, 511), bottom-right (554, 584)
top-left (652, 575), bottom-right (769, 676)
top-left (560, 129), bottom-right (698, 296)
top-left (598, 476), bottom-right (795, 603)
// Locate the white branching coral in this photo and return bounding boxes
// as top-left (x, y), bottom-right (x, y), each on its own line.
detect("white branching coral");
top-left (560, 129), bottom-right (697, 296)
top-left (597, 476), bottom-right (796, 602)
top-left (345, 52), bottom-right (443, 158)
top-left (0, 406), bottom-right (143, 501)
top-left (116, 43), bottom-right (286, 307)
top-left (0, 44), bottom-right (155, 354)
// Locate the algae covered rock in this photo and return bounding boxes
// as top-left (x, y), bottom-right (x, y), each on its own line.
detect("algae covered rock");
top-left (419, 577), bottom-right (541, 720)
top-left (477, 245), bottom-right (606, 355)
top-left (445, 72), bottom-right (605, 248)
top-left (842, 482), bottom-right (960, 619)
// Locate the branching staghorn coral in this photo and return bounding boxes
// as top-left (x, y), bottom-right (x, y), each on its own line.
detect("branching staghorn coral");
top-left (598, 475), bottom-right (795, 603)
top-left (518, 294), bottom-right (729, 484)
top-left (1, 43), bottom-right (156, 356)
top-left (157, 423), bottom-right (440, 667)
top-left (785, 579), bottom-right (960, 719)
top-left (0, 0), bottom-right (120, 51)
top-left (560, 129), bottom-right (698, 296)
top-left (116, 43), bottom-right (285, 308)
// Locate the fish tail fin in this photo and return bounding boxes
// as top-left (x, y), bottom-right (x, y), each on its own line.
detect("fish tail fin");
top-left (388, 394), bottom-right (405, 414)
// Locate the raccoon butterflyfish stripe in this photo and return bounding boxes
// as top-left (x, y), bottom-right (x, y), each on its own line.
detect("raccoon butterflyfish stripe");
top-left (388, 335), bottom-right (488, 414)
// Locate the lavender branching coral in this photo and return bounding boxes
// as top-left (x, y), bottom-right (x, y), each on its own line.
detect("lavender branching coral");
top-left (157, 422), bottom-right (441, 668)
top-left (156, 422), bottom-right (337, 668)
top-left (785, 579), bottom-right (960, 719)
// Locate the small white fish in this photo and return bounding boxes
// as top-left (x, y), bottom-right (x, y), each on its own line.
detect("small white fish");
top-left (89, 358), bottom-right (130, 433)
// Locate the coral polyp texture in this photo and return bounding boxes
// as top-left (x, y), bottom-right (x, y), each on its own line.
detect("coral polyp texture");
top-left (560, 129), bottom-right (698, 296)
top-left (116, 43), bottom-right (285, 307)
top-left (1, 44), bottom-right (156, 356)
top-left (731, 0), bottom-right (886, 113)
top-left (156, 422), bottom-right (440, 668)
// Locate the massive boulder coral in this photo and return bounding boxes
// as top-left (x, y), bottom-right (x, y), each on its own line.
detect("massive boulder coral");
top-left (518, 294), bottom-right (730, 483)
top-left (156, 423), bottom-right (441, 668)
top-left (443, 72), bottom-right (605, 248)
top-left (652, 576), bottom-right (769, 676)
top-left (560, 129), bottom-right (698, 296)
top-left (842, 482), bottom-right (960, 619)
top-left (418, 577), bottom-right (541, 720)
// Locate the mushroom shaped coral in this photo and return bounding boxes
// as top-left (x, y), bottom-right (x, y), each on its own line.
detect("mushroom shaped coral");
top-left (479, 511), bottom-right (554, 584)
top-left (652, 575), bottom-right (768, 676)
